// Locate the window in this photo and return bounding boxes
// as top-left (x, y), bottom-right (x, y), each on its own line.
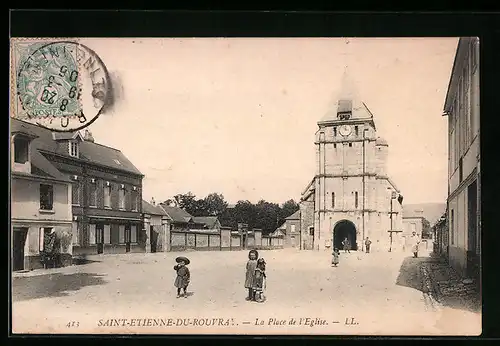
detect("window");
top-left (450, 209), bottom-right (455, 245)
top-left (72, 181), bottom-right (80, 205)
top-left (131, 225), bottom-right (137, 243)
top-left (14, 136), bottom-right (29, 164)
top-left (333, 143), bottom-right (337, 149)
top-left (291, 224), bottom-right (296, 234)
top-left (104, 225), bottom-right (111, 244)
top-left (410, 223), bottom-right (416, 233)
top-left (89, 180), bottom-right (97, 207)
top-left (332, 192), bottom-right (335, 209)
top-left (348, 143), bottom-right (352, 147)
top-left (131, 189), bottom-right (139, 212)
top-left (309, 227), bottom-right (314, 236)
top-left (333, 127), bottom-right (337, 137)
top-left (69, 141), bottom-right (79, 158)
top-left (40, 184), bottom-right (53, 210)
top-left (355, 191), bottom-right (359, 208)
top-left (119, 186), bottom-right (125, 209)
top-left (355, 126), bottom-right (359, 136)
top-left (119, 225), bottom-right (126, 244)
top-left (39, 227), bottom-right (54, 251)
top-left (72, 222), bottom-right (80, 245)
top-left (89, 224), bottom-right (96, 245)
top-left (104, 183), bottom-right (111, 208)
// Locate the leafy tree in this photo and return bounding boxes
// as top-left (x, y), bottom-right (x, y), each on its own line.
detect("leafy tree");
top-left (203, 193), bottom-right (228, 216)
top-left (422, 218), bottom-right (432, 239)
top-left (172, 192), bottom-right (198, 215)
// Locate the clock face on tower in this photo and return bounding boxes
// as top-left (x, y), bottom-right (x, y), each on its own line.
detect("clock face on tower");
top-left (339, 125), bottom-right (352, 137)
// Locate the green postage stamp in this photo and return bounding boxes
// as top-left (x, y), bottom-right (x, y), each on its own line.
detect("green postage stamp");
top-left (11, 39), bottom-right (111, 132)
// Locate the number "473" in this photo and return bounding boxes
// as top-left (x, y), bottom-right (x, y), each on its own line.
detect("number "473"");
top-left (66, 321), bottom-right (80, 328)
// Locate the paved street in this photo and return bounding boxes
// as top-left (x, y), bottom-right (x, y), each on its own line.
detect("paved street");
top-left (12, 249), bottom-right (481, 335)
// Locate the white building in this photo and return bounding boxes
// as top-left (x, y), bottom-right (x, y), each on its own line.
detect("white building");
top-left (442, 37), bottom-right (480, 280)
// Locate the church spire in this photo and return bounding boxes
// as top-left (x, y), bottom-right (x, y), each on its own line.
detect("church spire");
top-left (338, 65), bottom-right (360, 101)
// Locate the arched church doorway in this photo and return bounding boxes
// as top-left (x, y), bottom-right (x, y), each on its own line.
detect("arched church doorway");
top-left (333, 220), bottom-right (358, 251)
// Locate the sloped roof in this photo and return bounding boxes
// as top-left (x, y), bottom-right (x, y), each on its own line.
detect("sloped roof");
top-left (285, 210), bottom-right (300, 220)
top-left (193, 216), bottom-right (220, 229)
top-left (142, 200), bottom-right (167, 216)
top-left (375, 137), bottom-right (389, 146)
top-left (403, 203), bottom-right (447, 224)
top-left (159, 204), bottom-right (194, 223)
top-left (10, 119), bottom-right (143, 176)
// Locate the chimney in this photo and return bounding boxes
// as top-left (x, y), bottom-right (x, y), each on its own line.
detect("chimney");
top-left (151, 197), bottom-right (155, 206)
top-left (84, 129), bottom-right (95, 143)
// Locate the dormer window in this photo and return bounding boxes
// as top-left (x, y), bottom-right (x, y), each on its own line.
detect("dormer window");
top-left (69, 141), bottom-right (79, 158)
top-left (14, 135), bottom-right (30, 164)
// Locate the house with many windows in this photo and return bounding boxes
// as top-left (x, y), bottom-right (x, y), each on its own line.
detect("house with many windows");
top-left (10, 119), bottom-right (145, 263)
top-left (11, 121), bottom-right (73, 271)
top-left (442, 37), bottom-right (480, 282)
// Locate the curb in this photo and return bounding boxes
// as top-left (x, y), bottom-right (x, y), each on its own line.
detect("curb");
top-left (420, 263), bottom-right (442, 312)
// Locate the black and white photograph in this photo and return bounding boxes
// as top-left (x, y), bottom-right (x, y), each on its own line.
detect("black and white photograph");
top-left (9, 36), bottom-right (481, 335)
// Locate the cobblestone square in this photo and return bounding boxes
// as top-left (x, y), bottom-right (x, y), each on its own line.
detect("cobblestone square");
top-left (12, 249), bottom-right (481, 335)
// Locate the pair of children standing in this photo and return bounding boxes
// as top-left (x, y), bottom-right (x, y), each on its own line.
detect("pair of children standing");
top-left (244, 249), bottom-right (267, 302)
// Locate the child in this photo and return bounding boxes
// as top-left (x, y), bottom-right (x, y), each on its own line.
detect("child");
top-left (253, 258), bottom-right (267, 303)
top-left (174, 256), bottom-right (191, 298)
top-left (332, 248), bottom-right (340, 267)
top-left (245, 249), bottom-right (259, 301)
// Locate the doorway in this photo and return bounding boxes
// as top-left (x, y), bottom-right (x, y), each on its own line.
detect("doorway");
top-left (96, 224), bottom-right (104, 254)
top-left (150, 225), bottom-right (158, 253)
top-left (333, 220), bottom-right (358, 251)
top-left (13, 227), bottom-right (28, 271)
top-left (467, 180), bottom-right (478, 279)
top-left (125, 225), bottom-right (131, 253)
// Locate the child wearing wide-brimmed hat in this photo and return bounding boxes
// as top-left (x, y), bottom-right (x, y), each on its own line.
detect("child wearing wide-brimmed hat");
top-left (174, 256), bottom-right (191, 298)
top-left (245, 249), bottom-right (259, 301)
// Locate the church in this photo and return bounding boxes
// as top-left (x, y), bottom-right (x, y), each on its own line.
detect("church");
top-left (299, 71), bottom-right (404, 252)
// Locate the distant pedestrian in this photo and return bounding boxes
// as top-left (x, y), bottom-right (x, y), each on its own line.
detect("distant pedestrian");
top-left (253, 258), bottom-right (267, 303)
top-left (245, 249), bottom-right (259, 301)
top-left (174, 256), bottom-right (191, 298)
top-left (364, 237), bottom-right (372, 253)
top-left (410, 232), bottom-right (421, 258)
top-left (331, 248), bottom-right (340, 267)
top-left (342, 237), bottom-right (351, 253)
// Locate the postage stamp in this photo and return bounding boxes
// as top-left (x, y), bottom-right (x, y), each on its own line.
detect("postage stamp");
top-left (11, 39), bottom-right (111, 132)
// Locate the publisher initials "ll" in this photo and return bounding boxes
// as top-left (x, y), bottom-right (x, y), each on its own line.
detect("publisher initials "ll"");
top-left (345, 317), bottom-right (358, 325)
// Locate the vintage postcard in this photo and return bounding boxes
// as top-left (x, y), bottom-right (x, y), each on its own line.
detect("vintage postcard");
top-left (9, 37), bottom-right (481, 336)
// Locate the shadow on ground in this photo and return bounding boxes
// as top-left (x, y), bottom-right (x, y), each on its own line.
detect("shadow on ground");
top-left (72, 257), bottom-right (101, 266)
top-left (395, 256), bottom-right (433, 292)
top-left (12, 272), bottom-right (108, 302)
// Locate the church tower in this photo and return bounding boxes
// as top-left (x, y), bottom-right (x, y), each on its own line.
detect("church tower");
top-left (300, 68), bottom-right (404, 252)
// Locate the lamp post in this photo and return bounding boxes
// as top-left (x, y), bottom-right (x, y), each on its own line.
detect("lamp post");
top-left (387, 188), bottom-right (399, 252)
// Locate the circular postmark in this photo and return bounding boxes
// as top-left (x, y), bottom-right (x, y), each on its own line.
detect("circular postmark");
top-left (14, 40), bottom-right (111, 132)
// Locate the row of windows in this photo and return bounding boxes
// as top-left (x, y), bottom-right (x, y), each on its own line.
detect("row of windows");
top-left (71, 179), bottom-right (140, 211)
top-left (328, 192), bottom-right (359, 209)
top-left (72, 222), bottom-right (138, 246)
top-left (449, 38), bottom-right (479, 177)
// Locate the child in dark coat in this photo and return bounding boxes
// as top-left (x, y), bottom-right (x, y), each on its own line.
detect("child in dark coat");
top-left (174, 256), bottom-right (191, 298)
top-left (245, 249), bottom-right (259, 301)
top-left (253, 258), bottom-right (267, 303)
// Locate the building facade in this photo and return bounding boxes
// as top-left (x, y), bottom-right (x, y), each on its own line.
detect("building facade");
top-left (300, 71), bottom-right (404, 252)
top-left (11, 122), bottom-right (73, 270)
top-left (442, 37), bottom-right (480, 280)
top-left (274, 210), bottom-right (301, 248)
top-left (11, 119), bottom-right (145, 260)
top-left (142, 199), bottom-right (170, 253)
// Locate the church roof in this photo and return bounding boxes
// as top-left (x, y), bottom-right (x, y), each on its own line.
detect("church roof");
top-left (319, 67), bottom-right (375, 124)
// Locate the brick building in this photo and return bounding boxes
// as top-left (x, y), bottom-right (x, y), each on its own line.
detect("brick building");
top-left (11, 119), bottom-right (145, 260)
top-left (442, 37), bottom-right (480, 281)
top-left (300, 70), bottom-right (404, 252)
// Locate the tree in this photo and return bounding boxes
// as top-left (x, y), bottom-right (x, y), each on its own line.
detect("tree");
top-left (422, 218), bottom-right (432, 239)
top-left (203, 193), bottom-right (228, 216)
top-left (172, 192), bottom-right (198, 215)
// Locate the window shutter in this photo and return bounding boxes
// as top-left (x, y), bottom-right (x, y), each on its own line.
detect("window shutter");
top-left (110, 183), bottom-right (118, 209)
top-left (119, 225), bottom-right (126, 243)
top-left (89, 224), bottom-right (96, 245)
top-left (104, 225), bottom-right (111, 244)
top-left (131, 225), bottom-right (137, 243)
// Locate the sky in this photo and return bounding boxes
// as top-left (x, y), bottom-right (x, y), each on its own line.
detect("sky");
top-left (79, 37), bottom-right (458, 206)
